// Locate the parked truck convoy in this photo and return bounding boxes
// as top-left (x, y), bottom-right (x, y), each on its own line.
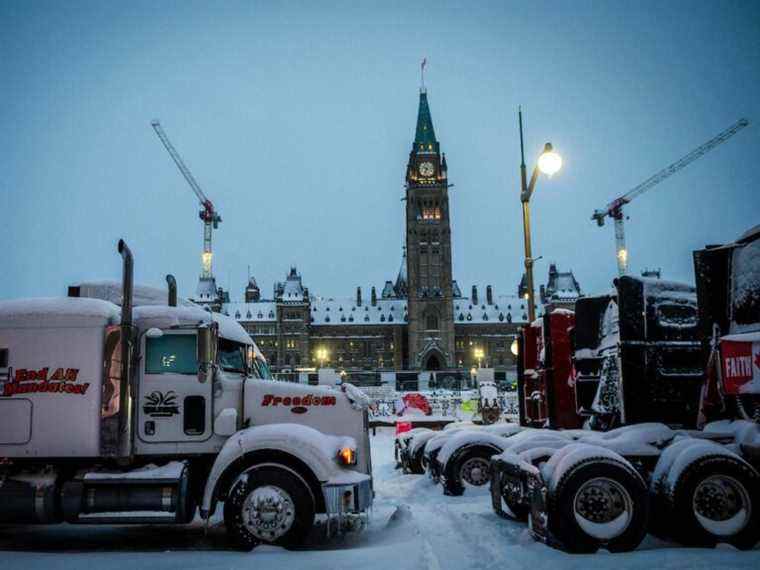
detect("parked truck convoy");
top-left (0, 240), bottom-right (373, 550)
top-left (400, 226), bottom-right (760, 553)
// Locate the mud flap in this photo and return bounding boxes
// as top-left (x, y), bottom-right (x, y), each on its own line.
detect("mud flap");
top-left (527, 471), bottom-right (550, 545)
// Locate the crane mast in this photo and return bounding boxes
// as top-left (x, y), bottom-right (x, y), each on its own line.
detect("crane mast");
top-left (151, 120), bottom-right (222, 281)
top-left (593, 118), bottom-right (749, 276)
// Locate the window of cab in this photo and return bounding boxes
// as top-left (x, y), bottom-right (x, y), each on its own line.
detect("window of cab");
top-left (145, 334), bottom-right (197, 375)
top-left (218, 338), bottom-right (246, 374)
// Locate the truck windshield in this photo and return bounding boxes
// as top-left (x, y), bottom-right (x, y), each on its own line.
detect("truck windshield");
top-left (218, 339), bottom-right (246, 374)
top-left (145, 334), bottom-right (198, 375)
top-left (732, 238), bottom-right (760, 331)
top-left (254, 357), bottom-right (273, 380)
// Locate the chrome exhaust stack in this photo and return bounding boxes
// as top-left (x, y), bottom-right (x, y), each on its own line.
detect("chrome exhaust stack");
top-left (166, 274), bottom-right (177, 307)
top-left (117, 239), bottom-right (135, 458)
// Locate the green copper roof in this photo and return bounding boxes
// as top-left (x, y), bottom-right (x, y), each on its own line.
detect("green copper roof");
top-left (414, 91), bottom-right (437, 145)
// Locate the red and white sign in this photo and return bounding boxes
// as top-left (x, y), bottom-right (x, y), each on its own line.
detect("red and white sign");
top-left (721, 340), bottom-right (760, 395)
top-left (1, 367), bottom-right (89, 397)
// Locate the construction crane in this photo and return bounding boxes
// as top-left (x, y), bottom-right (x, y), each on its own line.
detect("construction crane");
top-left (150, 120), bottom-right (222, 282)
top-left (593, 118), bottom-right (750, 276)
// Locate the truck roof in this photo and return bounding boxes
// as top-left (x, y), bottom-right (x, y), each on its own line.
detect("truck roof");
top-left (70, 280), bottom-right (197, 308)
top-left (134, 305), bottom-right (253, 346)
top-left (0, 297), bottom-right (120, 328)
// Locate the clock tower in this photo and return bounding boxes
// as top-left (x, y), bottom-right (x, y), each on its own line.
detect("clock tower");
top-left (405, 89), bottom-right (455, 370)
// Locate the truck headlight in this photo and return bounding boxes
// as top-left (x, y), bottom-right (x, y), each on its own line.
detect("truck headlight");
top-left (337, 446), bottom-right (357, 466)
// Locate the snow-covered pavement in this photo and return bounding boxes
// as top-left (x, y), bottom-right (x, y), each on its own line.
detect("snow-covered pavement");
top-left (2, 428), bottom-right (759, 569)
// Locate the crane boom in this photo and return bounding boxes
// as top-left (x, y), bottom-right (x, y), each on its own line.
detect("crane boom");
top-left (593, 118), bottom-right (750, 275)
top-left (151, 120), bottom-right (212, 210)
top-left (151, 120), bottom-right (221, 281)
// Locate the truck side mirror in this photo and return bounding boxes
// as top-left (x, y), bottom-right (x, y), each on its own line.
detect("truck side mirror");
top-left (197, 322), bottom-right (218, 383)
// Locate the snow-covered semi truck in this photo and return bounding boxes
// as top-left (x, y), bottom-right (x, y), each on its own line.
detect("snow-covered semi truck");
top-left (0, 241), bottom-right (372, 549)
top-left (489, 227), bottom-right (760, 553)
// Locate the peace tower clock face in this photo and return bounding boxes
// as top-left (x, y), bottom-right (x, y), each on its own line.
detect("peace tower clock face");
top-left (418, 162), bottom-right (434, 177)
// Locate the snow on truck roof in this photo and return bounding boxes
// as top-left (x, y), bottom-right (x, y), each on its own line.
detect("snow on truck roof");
top-left (134, 305), bottom-right (253, 346)
top-left (69, 280), bottom-right (252, 345)
top-left (0, 295), bottom-right (252, 346)
top-left (71, 280), bottom-right (197, 308)
top-left (0, 297), bottom-right (121, 327)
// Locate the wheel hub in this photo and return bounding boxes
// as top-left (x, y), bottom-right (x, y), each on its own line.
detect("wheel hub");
top-left (693, 474), bottom-right (750, 535)
top-left (242, 485), bottom-right (296, 542)
top-left (573, 477), bottom-right (633, 540)
top-left (460, 457), bottom-right (490, 486)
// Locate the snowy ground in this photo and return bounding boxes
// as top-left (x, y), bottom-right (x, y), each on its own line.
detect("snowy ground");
top-left (2, 428), bottom-right (759, 569)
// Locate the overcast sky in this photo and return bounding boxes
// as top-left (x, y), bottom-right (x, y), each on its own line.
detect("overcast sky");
top-left (2, 1), bottom-right (759, 303)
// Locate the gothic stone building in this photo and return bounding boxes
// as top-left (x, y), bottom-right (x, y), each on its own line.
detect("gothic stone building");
top-left (220, 88), bottom-right (580, 373)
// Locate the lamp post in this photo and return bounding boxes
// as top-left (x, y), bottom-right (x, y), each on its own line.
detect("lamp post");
top-left (518, 107), bottom-right (562, 323)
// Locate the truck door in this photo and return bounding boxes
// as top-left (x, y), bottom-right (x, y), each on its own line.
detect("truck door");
top-left (138, 331), bottom-right (213, 444)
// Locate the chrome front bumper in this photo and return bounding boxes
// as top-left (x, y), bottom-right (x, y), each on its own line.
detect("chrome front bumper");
top-left (322, 476), bottom-right (373, 515)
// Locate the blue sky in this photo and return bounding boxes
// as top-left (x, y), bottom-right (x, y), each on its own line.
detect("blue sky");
top-left (2, 1), bottom-right (759, 302)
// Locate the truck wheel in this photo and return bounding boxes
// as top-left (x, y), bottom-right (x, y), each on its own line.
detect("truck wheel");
top-left (548, 458), bottom-right (648, 553)
top-left (224, 466), bottom-right (315, 551)
top-left (459, 454), bottom-right (491, 487)
top-left (667, 455), bottom-right (759, 550)
top-left (445, 447), bottom-right (493, 496)
top-left (408, 448), bottom-right (426, 475)
top-left (501, 453), bottom-right (553, 521)
top-left (501, 482), bottom-right (530, 521)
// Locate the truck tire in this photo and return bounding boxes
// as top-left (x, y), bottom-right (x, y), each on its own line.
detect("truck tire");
top-left (502, 486), bottom-right (530, 521)
top-left (548, 457), bottom-right (649, 553)
top-left (666, 454), bottom-right (759, 550)
top-left (224, 466), bottom-right (315, 550)
top-left (408, 447), bottom-right (426, 475)
top-left (444, 446), bottom-right (495, 496)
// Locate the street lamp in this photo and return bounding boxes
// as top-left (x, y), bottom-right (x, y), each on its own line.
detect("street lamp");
top-left (518, 107), bottom-right (562, 323)
top-left (510, 338), bottom-right (519, 357)
top-left (316, 347), bottom-right (328, 369)
top-left (473, 347), bottom-right (485, 368)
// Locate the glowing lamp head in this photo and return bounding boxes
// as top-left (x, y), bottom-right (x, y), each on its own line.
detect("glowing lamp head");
top-left (510, 339), bottom-right (519, 356)
top-left (537, 142), bottom-right (562, 177)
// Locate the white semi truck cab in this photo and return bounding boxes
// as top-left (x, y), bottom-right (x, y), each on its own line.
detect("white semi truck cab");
top-left (0, 240), bottom-right (372, 549)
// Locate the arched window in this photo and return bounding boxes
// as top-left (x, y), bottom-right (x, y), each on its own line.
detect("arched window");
top-left (426, 312), bottom-right (439, 330)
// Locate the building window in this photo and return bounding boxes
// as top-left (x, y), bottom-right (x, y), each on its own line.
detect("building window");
top-left (422, 206), bottom-right (441, 221)
top-left (426, 313), bottom-right (439, 331)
